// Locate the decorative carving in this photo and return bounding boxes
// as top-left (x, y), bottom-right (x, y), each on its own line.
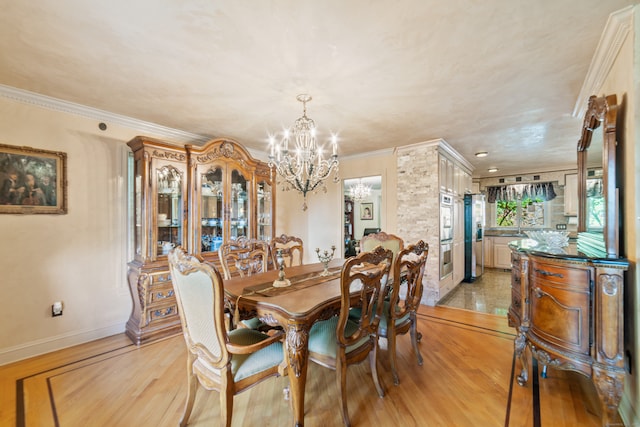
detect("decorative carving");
top-left (599, 273), bottom-right (619, 296)
top-left (286, 324), bottom-right (309, 378)
top-left (151, 149), bottom-right (186, 162)
top-left (592, 366), bottom-right (624, 426)
top-left (515, 330), bottom-right (529, 386)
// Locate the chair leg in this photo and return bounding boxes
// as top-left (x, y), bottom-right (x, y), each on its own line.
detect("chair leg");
top-left (220, 389), bottom-right (234, 427)
top-left (410, 316), bottom-right (424, 366)
top-left (179, 370), bottom-right (198, 427)
top-left (388, 330), bottom-right (400, 386)
top-left (336, 359), bottom-right (351, 427)
top-left (369, 343), bottom-right (385, 398)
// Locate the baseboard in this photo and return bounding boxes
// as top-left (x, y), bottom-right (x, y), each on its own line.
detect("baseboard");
top-left (0, 322), bottom-right (125, 366)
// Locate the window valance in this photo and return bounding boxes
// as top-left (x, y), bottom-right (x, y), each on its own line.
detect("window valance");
top-left (486, 182), bottom-right (557, 203)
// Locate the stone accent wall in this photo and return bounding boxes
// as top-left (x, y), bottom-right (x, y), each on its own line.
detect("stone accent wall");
top-left (396, 144), bottom-right (441, 305)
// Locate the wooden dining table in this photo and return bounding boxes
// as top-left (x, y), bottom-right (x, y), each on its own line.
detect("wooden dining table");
top-left (223, 258), bottom-right (347, 427)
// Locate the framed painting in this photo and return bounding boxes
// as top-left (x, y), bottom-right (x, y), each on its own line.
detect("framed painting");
top-left (360, 202), bottom-right (373, 220)
top-left (0, 143), bottom-right (67, 214)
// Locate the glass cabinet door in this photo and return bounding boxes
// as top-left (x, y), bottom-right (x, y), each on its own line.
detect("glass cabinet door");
top-left (230, 169), bottom-right (248, 240)
top-left (200, 167), bottom-right (223, 253)
top-left (156, 165), bottom-right (183, 256)
top-left (257, 179), bottom-right (272, 241)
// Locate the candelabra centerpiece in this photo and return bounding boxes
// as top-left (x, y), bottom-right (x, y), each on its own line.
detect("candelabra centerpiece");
top-left (272, 249), bottom-right (291, 287)
top-left (316, 245), bottom-right (336, 276)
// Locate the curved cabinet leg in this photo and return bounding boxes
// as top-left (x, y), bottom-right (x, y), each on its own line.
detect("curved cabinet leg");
top-left (593, 367), bottom-right (624, 427)
top-left (514, 330), bottom-right (529, 386)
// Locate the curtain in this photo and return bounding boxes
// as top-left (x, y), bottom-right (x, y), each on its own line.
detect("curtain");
top-left (486, 182), bottom-right (557, 203)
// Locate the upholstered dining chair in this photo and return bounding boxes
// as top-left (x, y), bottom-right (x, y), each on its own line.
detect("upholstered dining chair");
top-left (307, 246), bottom-right (393, 427)
top-left (359, 231), bottom-right (404, 282)
top-left (379, 240), bottom-right (429, 385)
top-left (218, 237), bottom-right (269, 330)
top-left (218, 236), bottom-right (269, 280)
top-left (270, 234), bottom-right (304, 267)
top-left (168, 246), bottom-right (286, 427)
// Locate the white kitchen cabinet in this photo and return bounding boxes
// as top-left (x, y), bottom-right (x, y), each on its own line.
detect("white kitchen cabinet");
top-left (564, 173), bottom-right (578, 216)
top-left (484, 236), bottom-right (494, 267)
top-left (483, 236), bottom-right (516, 269)
top-left (493, 237), bottom-right (514, 269)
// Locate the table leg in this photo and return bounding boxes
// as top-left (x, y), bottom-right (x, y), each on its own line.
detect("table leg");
top-left (285, 322), bottom-right (310, 427)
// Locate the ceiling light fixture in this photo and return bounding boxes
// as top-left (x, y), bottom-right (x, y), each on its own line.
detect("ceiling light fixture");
top-left (488, 167), bottom-right (499, 173)
top-left (268, 94), bottom-right (339, 211)
top-left (475, 151), bottom-right (488, 157)
top-left (350, 179), bottom-right (371, 202)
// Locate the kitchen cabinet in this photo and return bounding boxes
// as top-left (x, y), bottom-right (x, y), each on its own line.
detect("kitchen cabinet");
top-left (484, 237), bottom-right (494, 267)
top-left (493, 239), bottom-right (512, 269)
top-left (483, 236), bottom-right (514, 269)
top-left (564, 173), bottom-right (578, 216)
top-left (125, 136), bottom-right (274, 345)
top-left (509, 241), bottom-right (628, 427)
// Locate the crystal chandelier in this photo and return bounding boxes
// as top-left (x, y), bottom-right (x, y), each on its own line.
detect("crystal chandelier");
top-left (350, 179), bottom-right (371, 201)
top-left (268, 94), bottom-right (339, 211)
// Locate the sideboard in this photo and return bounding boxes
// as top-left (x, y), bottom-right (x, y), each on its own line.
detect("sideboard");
top-left (508, 239), bottom-right (628, 427)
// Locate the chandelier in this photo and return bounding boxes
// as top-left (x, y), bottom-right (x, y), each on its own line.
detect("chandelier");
top-left (350, 179), bottom-right (371, 201)
top-left (268, 94), bottom-right (339, 211)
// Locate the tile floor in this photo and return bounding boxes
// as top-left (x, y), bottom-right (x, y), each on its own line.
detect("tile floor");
top-left (437, 267), bottom-right (512, 316)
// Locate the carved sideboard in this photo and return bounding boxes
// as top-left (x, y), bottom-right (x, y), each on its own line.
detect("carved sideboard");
top-left (508, 240), bottom-right (628, 426)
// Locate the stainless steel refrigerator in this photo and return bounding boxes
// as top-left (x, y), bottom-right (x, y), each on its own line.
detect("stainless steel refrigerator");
top-left (464, 194), bottom-right (485, 282)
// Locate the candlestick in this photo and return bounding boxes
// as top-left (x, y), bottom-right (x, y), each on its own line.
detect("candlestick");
top-left (316, 245), bottom-right (336, 276)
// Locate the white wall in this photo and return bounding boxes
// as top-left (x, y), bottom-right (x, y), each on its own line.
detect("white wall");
top-left (274, 150), bottom-right (397, 264)
top-left (0, 96), bottom-right (195, 364)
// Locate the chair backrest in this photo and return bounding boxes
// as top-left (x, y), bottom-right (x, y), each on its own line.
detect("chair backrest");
top-left (390, 240), bottom-right (429, 320)
top-left (218, 236), bottom-right (269, 280)
top-left (168, 246), bottom-right (228, 369)
top-left (270, 234), bottom-right (304, 267)
top-left (359, 231), bottom-right (404, 259)
top-left (337, 246), bottom-right (393, 348)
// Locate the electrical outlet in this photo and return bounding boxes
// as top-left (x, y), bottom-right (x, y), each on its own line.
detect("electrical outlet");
top-left (52, 301), bottom-right (63, 317)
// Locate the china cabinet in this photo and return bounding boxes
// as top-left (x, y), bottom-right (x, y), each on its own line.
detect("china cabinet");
top-left (125, 136), bottom-right (188, 344)
top-left (125, 136), bottom-right (275, 345)
top-left (186, 138), bottom-right (274, 268)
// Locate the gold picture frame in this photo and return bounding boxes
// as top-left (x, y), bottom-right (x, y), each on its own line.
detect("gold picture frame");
top-left (0, 143), bottom-right (68, 214)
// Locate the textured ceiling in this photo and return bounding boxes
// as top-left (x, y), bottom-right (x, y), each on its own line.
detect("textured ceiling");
top-left (0, 1), bottom-right (633, 177)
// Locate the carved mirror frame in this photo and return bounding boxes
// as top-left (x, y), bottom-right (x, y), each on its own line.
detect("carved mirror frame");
top-left (576, 94), bottom-right (619, 258)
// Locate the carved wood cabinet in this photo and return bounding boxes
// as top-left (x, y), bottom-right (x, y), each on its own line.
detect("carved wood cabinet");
top-left (508, 242), bottom-right (628, 427)
top-left (125, 136), bottom-right (274, 345)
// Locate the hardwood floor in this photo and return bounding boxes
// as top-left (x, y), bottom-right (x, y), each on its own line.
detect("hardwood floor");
top-left (0, 306), bottom-right (614, 426)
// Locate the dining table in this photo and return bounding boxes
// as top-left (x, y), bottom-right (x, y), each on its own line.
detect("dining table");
top-left (223, 258), bottom-right (348, 427)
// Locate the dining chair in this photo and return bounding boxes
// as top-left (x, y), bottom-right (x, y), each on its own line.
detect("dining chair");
top-left (307, 245), bottom-right (393, 427)
top-left (168, 246), bottom-right (286, 427)
top-left (218, 236), bottom-right (269, 279)
top-left (218, 236), bottom-right (270, 330)
top-left (270, 233), bottom-right (304, 267)
top-left (379, 240), bottom-right (429, 385)
top-left (359, 231), bottom-right (404, 283)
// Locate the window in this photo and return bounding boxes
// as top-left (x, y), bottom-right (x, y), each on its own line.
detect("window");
top-left (493, 197), bottom-right (546, 228)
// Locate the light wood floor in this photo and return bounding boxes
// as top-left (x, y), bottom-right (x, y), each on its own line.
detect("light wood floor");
top-left (0, 306), bottom-right (615, 426)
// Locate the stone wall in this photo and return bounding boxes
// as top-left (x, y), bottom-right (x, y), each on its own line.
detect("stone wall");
top-left (396, 143), bottom-right (441, 305)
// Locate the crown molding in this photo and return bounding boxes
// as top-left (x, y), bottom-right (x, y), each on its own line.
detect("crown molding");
top-left (0, 84), bottom-right (211, 144)
top-left (573, 5), bottom-right (634, 118)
